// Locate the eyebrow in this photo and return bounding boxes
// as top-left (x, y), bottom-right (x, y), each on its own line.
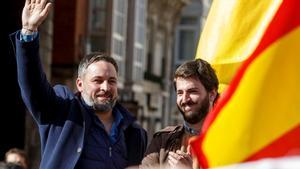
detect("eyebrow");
top-left (92, 75), bottom-right (117, 79)
top-left (177, 86), bottom-right (199, 91)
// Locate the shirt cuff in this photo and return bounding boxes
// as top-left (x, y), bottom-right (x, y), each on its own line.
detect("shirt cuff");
top-left (20, 31), bottom-right (38, 42)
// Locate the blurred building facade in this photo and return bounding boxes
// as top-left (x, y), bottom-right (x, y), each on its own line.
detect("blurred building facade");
top-left (4, 0), bottom-right (212, 168)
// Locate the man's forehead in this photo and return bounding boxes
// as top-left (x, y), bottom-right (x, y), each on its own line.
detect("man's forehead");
top-left (176, 77), bottom-right (205, 90)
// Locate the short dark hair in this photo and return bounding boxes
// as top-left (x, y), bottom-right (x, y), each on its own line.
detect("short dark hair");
top-left (78, 52), bottom-right (118, 77)
top-left (174, 58), bottom-right (219, 92)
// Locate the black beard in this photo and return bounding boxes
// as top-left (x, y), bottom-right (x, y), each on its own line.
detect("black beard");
top-left (177, 94), bottom-right (210, 124)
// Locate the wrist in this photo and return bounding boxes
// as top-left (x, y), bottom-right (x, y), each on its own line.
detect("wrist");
top-left (21, 27), bottom-right (37, 35)
top-left (20, 30), bottom-right (38, 42)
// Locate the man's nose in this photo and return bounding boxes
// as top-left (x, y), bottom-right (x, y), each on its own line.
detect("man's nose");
top-left (182, 92), bottom-right (190, 103)
top-left (100, 81), bottom-right (110, 91)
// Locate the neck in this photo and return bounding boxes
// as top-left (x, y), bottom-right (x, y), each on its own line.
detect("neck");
top-left (184, 120), bottom-right (203, 135)
top-left (96, 110), bottom-right (114, 134)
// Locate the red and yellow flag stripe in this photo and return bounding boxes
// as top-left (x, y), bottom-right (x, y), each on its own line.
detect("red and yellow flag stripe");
top-left (192, 0), bottom-right (300, 168)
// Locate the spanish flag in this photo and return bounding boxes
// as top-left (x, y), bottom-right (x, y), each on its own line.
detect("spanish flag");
top-left (191, 0), bottom-right (300, 168)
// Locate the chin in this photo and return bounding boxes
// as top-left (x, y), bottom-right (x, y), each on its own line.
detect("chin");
top-left (184, 111), bottom-right (195, 116)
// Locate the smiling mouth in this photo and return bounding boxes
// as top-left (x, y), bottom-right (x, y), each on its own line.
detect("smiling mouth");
top-left (183, 106), bottom-right (193, 111)
top-left (95, 94), bottom-right (111, 101)
top-left (97, 95), bottom-right (111, 99)
top-left (96, 92), bottom-right (112, 97)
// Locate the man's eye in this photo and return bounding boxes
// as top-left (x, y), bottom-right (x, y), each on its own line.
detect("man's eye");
top-left (94, 79), bottom-right (102, 83)
top-left (188, 90), bottom-right (199, 94)
top-left (109, 79), bottom-right (117, 84)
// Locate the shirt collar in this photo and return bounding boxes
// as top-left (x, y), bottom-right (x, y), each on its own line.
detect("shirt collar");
top-left (112, 108), bottom-right (124, 128)
top-left (183, 121), bottom-right (200, 135)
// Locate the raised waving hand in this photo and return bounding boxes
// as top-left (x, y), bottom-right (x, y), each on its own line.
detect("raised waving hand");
top-left (22, 0), bottom-right (53, 32)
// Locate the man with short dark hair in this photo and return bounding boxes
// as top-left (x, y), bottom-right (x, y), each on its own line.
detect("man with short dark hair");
top-left (141, 59), bottom-right (219, 169)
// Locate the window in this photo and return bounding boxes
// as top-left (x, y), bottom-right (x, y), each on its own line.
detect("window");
top-left (133, 48), bottom-right (144, 81)
top-left (88, 0), bottom-right (107, 53)
top-left (91, 0), bottom-right (106, 31)
top-left (133, 0), bottom-right (146, 81)
top-left (112, 0), bottom-right (128, 78)
top-left (113, 0), bottom-right (127, 36)
top-left (178, 30), bottom-right (195, 60)
top-left (175, 16), bottom-right (198, 62)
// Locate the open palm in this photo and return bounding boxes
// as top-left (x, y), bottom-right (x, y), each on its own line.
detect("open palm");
top-left (22, 0), bottom-right (52, 31)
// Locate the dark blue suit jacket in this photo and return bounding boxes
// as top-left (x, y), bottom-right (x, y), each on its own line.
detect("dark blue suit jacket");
top-left (11, 31), bottom-right (147, 169)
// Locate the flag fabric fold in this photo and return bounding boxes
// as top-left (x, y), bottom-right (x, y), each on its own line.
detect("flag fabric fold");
top-left (191, 0), bottom-right (300, 168)
top-left (195, 0), bottom-right (282, 92)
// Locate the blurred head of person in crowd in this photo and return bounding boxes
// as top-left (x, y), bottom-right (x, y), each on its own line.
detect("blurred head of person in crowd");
top-left (5, 148), bottom-right (28, 169)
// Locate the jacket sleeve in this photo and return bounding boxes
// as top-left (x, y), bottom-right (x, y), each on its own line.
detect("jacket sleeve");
top-left (126, 123), bottom-right (148, 166)
top-left (12, 31), bottom-right (67, 124)
top-left (141, 126), bottom-right (179, 167)
top-left (141, 133), bottom-right (161, 167)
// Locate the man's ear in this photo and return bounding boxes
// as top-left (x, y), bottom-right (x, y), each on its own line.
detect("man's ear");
top-left (209, 89), bottom-right (218, 103)
top-left (76, 78), bottom-right (83, 92)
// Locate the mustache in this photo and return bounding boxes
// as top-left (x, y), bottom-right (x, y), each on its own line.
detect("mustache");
top-left (180, 100), bottom-right (196, 107)
top-left (96, 91), bottom-right (113, 98)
